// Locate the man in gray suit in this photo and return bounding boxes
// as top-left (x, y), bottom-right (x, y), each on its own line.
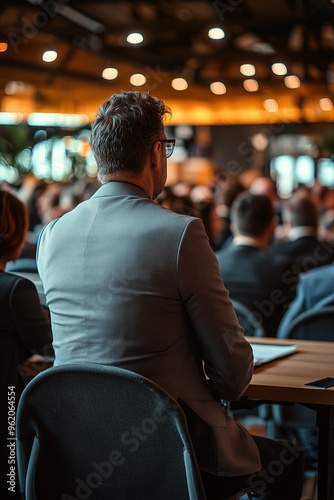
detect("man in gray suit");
top-left (37, 91), bottom-right (303, 499)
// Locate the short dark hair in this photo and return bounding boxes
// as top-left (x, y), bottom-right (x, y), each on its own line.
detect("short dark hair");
top-left (0, 190), bottom-right (28, 262)
top-left (286, 194), bottom-right (318, 228)
top-left (231, 192), bottom-right (274, 237)
top-left (90, 91), bottom-right (171, 182)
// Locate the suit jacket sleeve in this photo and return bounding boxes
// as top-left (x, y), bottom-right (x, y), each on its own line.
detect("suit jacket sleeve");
top-left (177, 218), bottom-right (254, 401)
top-left (10, 277), bottom-right (53, 358)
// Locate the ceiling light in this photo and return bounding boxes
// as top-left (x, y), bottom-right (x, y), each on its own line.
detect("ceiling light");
top-left (272, 63), bottom-right (287, 75)
top-left (130, 73), bottom-right (146, 86)
top-left (126, 33), bottom-right (144, 44)
top-left (102, 67), bottom-right (118, 80)
top-left (171, 78), bottom-right (188, 91)
top-left (264, 99), bottom-right (278, 112)
top-left (210, 82), bottom-right (226, 95)
top-left (208, 28), bottom-right (225, 40)
top-left (240, 64), bottom-right (255, 76)
top-left (284, 75), bottom-right (300, 89)
top-left (0, 42), bottom-right (8, 52)
top-left (42, 50), bottom-right (58, 62)
top-left (243, 79), bottom-right (259, 92)
top-left (319, 98), bottom-right (333, 111)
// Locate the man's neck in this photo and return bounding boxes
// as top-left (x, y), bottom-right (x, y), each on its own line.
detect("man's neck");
top-left (101, 170), bottom-right (153, 199)
top-left (233, 234), bottom-right (268, 250)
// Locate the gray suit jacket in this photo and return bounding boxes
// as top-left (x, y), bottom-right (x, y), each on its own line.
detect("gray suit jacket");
top-left (37, 181), bottom-right (261, 476)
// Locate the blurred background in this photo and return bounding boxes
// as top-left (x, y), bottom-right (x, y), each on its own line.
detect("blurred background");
top-left (0, 0), bottom-right (334, 196)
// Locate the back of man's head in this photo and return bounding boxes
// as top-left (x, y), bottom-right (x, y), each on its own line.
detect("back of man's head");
top-left (90, 91), bottom-right (171, 182)
top-left (231, 192), bottom-right (274, 237)
top-left (286, 194), bottom-right (318, 229)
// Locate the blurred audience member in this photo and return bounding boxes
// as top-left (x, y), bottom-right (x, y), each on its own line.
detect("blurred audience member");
top-left (216, 192), bottom-right (297, 337)
top-left (269, 192), bottom-right (334, 270)
top-left (194, 199), bottom-right (225, 251)
top-left (190, 184), bottom-right (225, 250)
top-left (277, 263), bottom-right (334, 338)
top-left (0, 189), bottom-right (52, 499)
top-left (214, 176), bottom-right (245, 249)
top-left (249, 176), bottom-right (283, 224)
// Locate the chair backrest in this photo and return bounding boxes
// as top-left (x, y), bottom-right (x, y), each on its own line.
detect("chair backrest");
top-left (282, 305), bottom-right (334, 341)
top-left (16, 364), bottom-right (206, 500)
top-left (6, 258), bottom-right (38, 273)
top-left (231, 299), bottom-right (265, 337)
top-left (270, 306), bottom-right (334, 440)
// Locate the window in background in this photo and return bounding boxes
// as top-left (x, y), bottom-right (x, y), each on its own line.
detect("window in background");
top-left (318, 158), bottom-right (334, 187)
top-left (295, 155), bottom-right (314, 186)
top-left (270, 155), bottom-right (294, 197)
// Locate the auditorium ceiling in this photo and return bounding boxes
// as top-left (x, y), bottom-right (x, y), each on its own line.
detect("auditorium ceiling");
top-left (1, 0), bottom-right (334, 124)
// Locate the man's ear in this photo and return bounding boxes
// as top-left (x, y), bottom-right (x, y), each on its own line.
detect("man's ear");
top-left (150, 140), bottom-right (162, 170)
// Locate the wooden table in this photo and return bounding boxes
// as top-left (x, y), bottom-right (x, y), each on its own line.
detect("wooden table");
top-left (244, 337), bottom-right (334, 500)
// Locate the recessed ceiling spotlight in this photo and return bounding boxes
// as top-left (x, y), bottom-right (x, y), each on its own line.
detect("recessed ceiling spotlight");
top-left (272, 63), bottom-right (287, 75)
top-left (264, 99), bottom-right (278, 112)
top-left (284, 75), bottom-right (300, 89)
top-left (208, 27), bottom-right (225, 40)
top-left (126, 33), bottom-right (144, 44)
top-left (210, 82), bottom-right (226, 95)
top-left (0, 42), bottom-right (8, 52)
top-left (102, 67), bottom-right (118, 80)
top-left (129, 73), bottom-right (146, 86)
top-left (240, 64), bottom-right (255, 76)
top-left (243, 79), bottom-right (259, 92)
top-left (42, 50), bottom-right (58, 62)
top-left (319, 97), bottom-right (333, 111)
top-left (171, 78), bottom-right (188, 91)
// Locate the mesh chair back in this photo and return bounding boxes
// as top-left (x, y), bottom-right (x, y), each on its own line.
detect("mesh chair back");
top-left (231, 299), bottom-right (265, 337)
top-left (16, 364), bottom-right (206, 500)
top-left (282, 305), bottom-right (334, 341)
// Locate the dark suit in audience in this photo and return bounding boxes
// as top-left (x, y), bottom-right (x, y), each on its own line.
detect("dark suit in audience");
top-left (269, 194), bottom-right (334, 271)
top-left (277, 263), bottom-right (334, 337)
top-left (216, 192), bottom-right (297, 337)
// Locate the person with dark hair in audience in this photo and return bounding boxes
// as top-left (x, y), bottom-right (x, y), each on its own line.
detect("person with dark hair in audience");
top-left (0, 190), bottom-right (52, 500)
top-left (37, 91), bottom-right (303, 499)
top-left (216, 192), bottom-right (297, 338)
top-left (269, 192), bottom-right (334, 270)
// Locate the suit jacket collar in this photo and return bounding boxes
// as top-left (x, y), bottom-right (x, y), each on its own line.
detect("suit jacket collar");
top-left (92, 181), bottom-right (152, 200)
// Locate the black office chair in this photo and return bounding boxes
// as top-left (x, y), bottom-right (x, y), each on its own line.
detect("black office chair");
top-left (231, 299), bottom-right (265, 337)
top-left (16, 364), bottom-right (208, 500)
top-left (279, 305), bottom-right (334, 340)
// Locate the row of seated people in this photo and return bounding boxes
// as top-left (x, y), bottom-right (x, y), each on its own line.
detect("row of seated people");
top-left (4, 174), bottom-right (334, 340)
top-left (157, 177), bottom-right (334, 338)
